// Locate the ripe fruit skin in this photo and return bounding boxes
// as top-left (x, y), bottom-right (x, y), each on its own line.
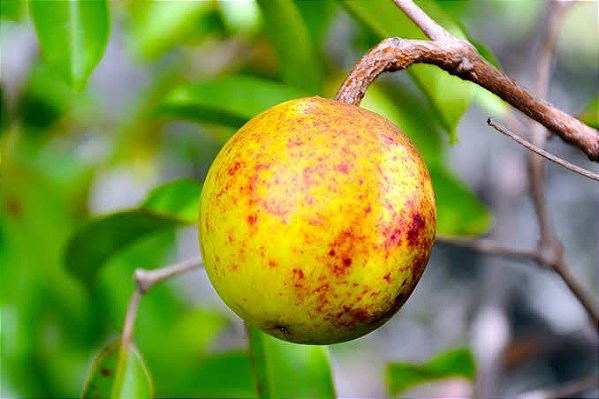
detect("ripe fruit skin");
top-left (199, 96), bottom-right (436, 344)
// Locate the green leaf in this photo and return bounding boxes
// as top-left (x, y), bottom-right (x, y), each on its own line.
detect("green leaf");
top-left (81, 339), bottom-right (154, 399)
top-left (181, 351), bottom-right (256, 398)
top-left (65, 211), bottom-right (183, 285)
top-left (256, 0), bottom-right (322, 93)
top-left (1, 0), bottom-right (25, 21)
top-left (342, 0), bottom-right (474, 141)
top-left (247, 326), bottom-right (336, 399)
top-left (30, 0), bottom-right (109, 91)
top-left (386, 347), bottom-right (476, 396)
top-left (141, 179), bottom-right (201, 224)
top-left (64, 179), bottom-right (201, 285)
top-left (294, 0), bottom-right (338, 51)
top-left (157, 75), bottom-right (307, 127)
top-left (127, 1), bottom-right (218, 59)
top-left (579, 96), bottom-right (599, 129)
top-left (430, 166), bottom-right (492, 237)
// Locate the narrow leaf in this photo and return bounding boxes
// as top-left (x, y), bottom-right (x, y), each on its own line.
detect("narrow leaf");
top-left (156, 75), bottom-right (307, 127)
top-left (65, 179), bottom-right (201, 285)
top-left (30, 0), bottom-right (109, 90)
top-left (256, 0), bottom-right (322, 93)
top-left (247, 326), bottom-right (336, 399)
top-left (81, 339), bottom-right (153, 399)
top-left (127, 1), bottom-right (216, 59)
top-left (387, 347), bottom-right (476, 396)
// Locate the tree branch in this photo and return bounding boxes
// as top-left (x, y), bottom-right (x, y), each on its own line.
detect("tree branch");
top-left (121, 257), bottom-right (203, 347)
top-left (335, 0), bottom-right (599, 161)
top-left (437, 237), bottom-right (599, 332)
top-left (519, 374), bottom-right (598, 399)
top-left (488, 118), bottom-right (599, 182)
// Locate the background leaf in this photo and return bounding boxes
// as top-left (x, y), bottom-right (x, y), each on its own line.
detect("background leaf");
top-left (247, 326), bottom-right (336, 399)
top-left (578, 96), bottom-right (598, 129)
top-left (126, 1), bottom-right (218, 60)
top-left (157, 75), bottom-right (307, 127)
top-left (386, 347), bottom-right (476, 396)
top-left (81, 339), bottom-right (153, 399)
top-left (30, 0), bottom-right (109, 90)
top-left (256, 0), bottom-right (322, 93)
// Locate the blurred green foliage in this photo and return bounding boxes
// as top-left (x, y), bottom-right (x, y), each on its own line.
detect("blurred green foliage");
top-left (10, 0), bottom-right (591, 397)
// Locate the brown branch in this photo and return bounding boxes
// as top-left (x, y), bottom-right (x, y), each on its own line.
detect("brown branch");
top-left (437, 237), bottom-right (599, 332)
top-left (527, 1), bottom-right (573, 244)
top-left (519, 374), bottom-right (598, 399)
top-left (488, 118), bottom-right (599, 182)
top-left (335, 0), bottom-right (599, 161)
top-left (121, 257), bottom-right (203, 347)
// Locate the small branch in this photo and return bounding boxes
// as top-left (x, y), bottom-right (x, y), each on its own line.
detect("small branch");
top-left (122, 290), bottom-right (142, 348)
top-left (391, 0), bottom-right (452, 41)
top-left (335, 4), bottom-right (599, 160)
top-left (527, 1), bottom-right (573, 244)
top-left (436, 237), bottom-right (539, 262)
top-left (488, 118), bottom-right (599, 182)
top-left (438, 237), bottom-right (599, 332)
top-left (519, 374), bottom-right (598, 399)
top-left (121, 257), bottom-right (203, 347)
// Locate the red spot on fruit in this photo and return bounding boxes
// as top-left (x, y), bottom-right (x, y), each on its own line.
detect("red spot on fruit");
top-left (328, 249), bottom-right (335, 257)
top-left (228, 161), bottom-right (242, 176)
top-left (335, 163), bottom-right (349, 174)
top-left (247, 214), bottom-right (257, 225)
top-left (343, 258), bottom-right (352, 267)
top-left (383, 273), bottom-right (392, 282)
top-left (407, 212), bottom-right (425, 247)
top-left (292, 268), bottom-right (304, 279)
top-left (352, 309), bottom-right (369, 323)
top-left (385, 226), bottom-right (403, 250)
top-left (231, 263), bottom-right (239, 271)
top-left (364, 204), bottom-right (372, 214)
top-left (269, 259), bottom-right (278, 268)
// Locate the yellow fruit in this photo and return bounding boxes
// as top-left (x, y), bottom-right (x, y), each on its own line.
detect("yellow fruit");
top-left (199, 96), bottom-right (436, 344)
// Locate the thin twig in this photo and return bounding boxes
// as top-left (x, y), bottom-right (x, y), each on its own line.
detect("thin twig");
top-left (391, 0), bottom-right (452, 41)
top-left (520, 374), bottom-right (598, 399)
top-left (527, 1), bottom-right (573, 243)
top-left (436, 237), bottom-right (539, 262)
top-left (121, 257), bottom-right (203, 346)
top-left (438, 237), bottom-right (599, 332)
top-left (335, 1), bottom-right (599, 161)
top-left (488, 118), bottom-right (599, 181)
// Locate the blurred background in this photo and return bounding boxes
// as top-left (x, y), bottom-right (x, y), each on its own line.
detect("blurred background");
top-left (1, 0), bottom-right (597, 397)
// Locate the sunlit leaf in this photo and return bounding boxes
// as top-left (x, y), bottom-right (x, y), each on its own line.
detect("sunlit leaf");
top-left (178, 351), bottom-right (256, 398)
top-left (141, 179), bottom-right (201, 224)
top-left (127, 1), bottom-right (218, 59)
top-left (579, 96), bottom-right (598, 129)
top-left (294, 0), bottom-right (338, 51)
top-left (342, 0), bottom-right (474, 141)
top-left (247, 326), bottom-right (336, 399)
top-left (256, 0), bottom-right (322, 93)
top-left (81, 339), bottom-right (154, 399)
top-left (386, 347), bottom-right (476, 396)
top-left (430, 166), bottom-right (492, 237)
top-left (157, 75), bottom-right (307, 127)
top-left (30, 0), bottom-right (109, 90)
top-left (1, 0), bottom-right (24, 21)
top-left (65, 179), bottom-right (201, 285)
